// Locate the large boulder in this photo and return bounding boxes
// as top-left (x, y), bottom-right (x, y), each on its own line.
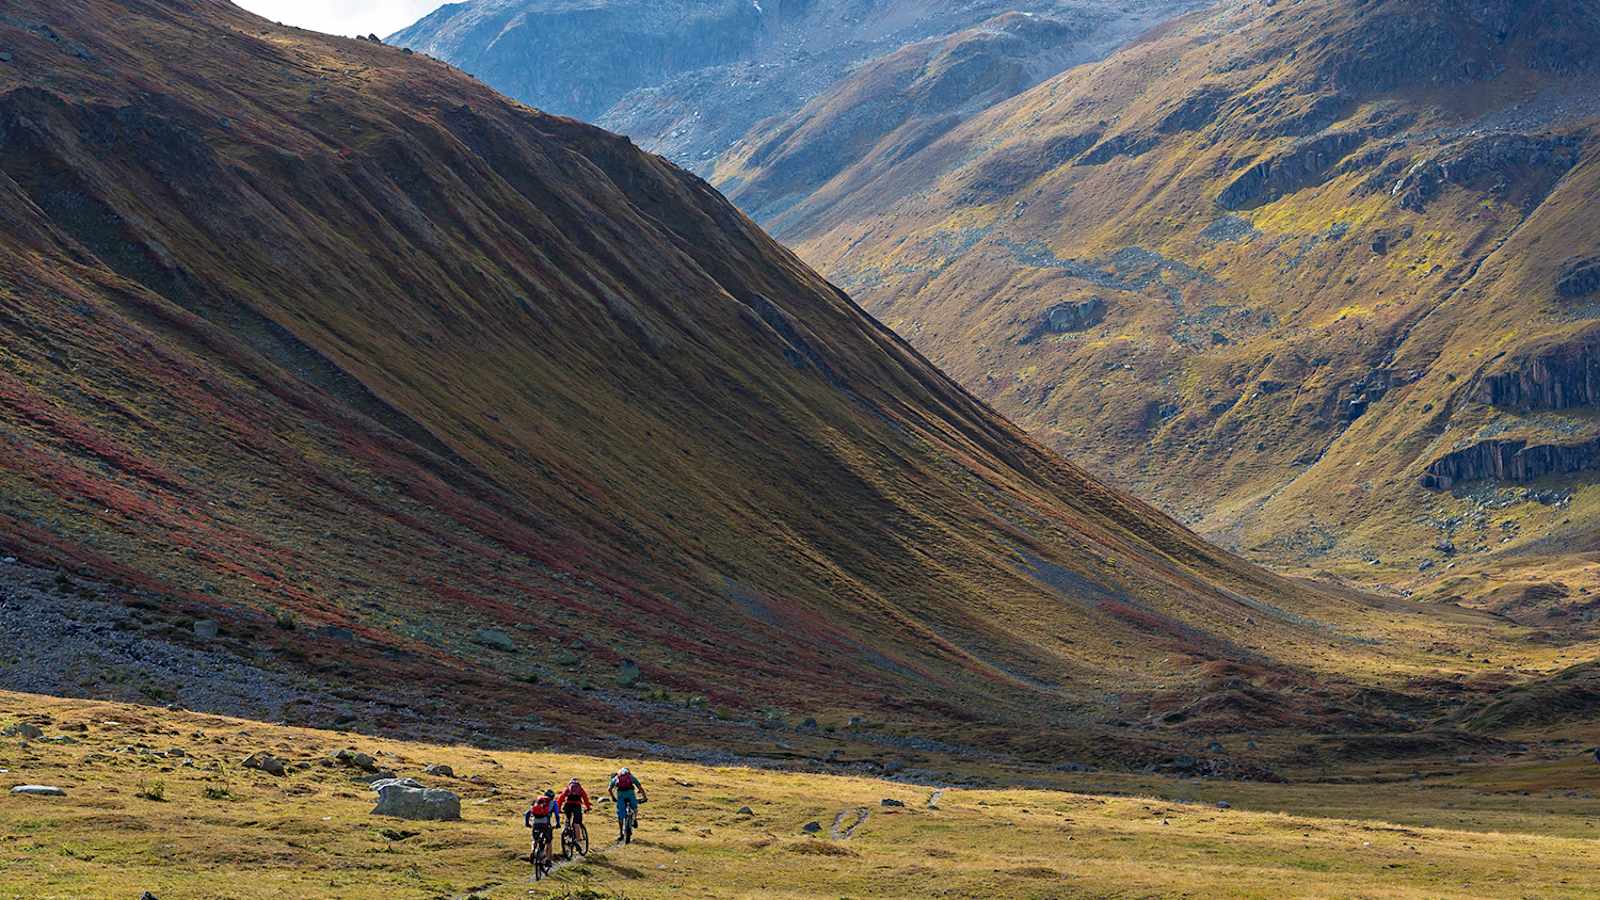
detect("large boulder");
top-left (370, 777), bottom-right (461, 821)
top-left (11, 785), bottom-right (66, 796)
top-left (3, 723), bottom-right (44, 739)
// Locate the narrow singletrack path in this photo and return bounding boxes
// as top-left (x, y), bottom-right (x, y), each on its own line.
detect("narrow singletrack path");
top-left (830, 806), bottom-right (870, 840)
top-left (531, 834), bottom-right (625, 884)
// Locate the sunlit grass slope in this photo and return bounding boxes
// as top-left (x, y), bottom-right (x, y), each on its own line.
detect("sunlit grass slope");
top-left (784, 0), bottom-right (1600, 593)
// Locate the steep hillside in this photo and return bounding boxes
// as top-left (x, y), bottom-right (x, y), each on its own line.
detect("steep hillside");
top-left (712, 12), bottom-right (1093, 226)
top-left (389, 0), bottom-right (1201, 174)
top-left (0, 0), bottom-right (1465, 756)
top-left (790, 0), bottom-right (1600, 594)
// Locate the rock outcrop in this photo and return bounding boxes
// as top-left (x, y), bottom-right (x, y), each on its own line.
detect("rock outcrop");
top-left (1420, 435), bottom-right (1600, 490)
top-left (1218, 130), bottom-right (1367, 210)
top-left (1392, 133), bottom-right (1583, 212)
top-left (1477, 330), bottom-right (1600, 410)
top-left (1019, 299), bottom-right (1108, 343)
top-left (1558, 257), bottom-right (1600, 298)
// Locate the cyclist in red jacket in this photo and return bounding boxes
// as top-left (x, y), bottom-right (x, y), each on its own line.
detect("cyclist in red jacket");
top-left (558, 778), bottom-right (592, 830)
top-left (525, 789), bottom-right (560, 864)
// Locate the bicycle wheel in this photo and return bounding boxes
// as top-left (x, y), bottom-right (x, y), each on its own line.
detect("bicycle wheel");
top-left (561, 827), bottom-right (575, 861)
top-left (533, 835), bottom-right (550, 879)
top-left (575, 822), bottom-right (590, 856)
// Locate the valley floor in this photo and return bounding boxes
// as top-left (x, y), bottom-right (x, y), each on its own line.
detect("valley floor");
top-left (3, 692), bottom-right (1598, 898)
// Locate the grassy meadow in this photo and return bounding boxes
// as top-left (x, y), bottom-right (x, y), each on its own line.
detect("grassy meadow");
top-left (3, 691), bottom-right (1599, 898)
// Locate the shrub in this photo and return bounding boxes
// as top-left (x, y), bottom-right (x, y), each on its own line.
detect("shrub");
top-left (137, 780), bottom-right (167, 802)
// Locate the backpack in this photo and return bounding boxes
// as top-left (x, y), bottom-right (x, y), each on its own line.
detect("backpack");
top-left (615, 772), bottom-right (634, 791)
top-left (531, 797), bottom-right (554, 817)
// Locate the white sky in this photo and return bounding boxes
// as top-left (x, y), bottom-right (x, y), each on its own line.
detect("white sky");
top-left (233, 0), bottom-right (446, 38)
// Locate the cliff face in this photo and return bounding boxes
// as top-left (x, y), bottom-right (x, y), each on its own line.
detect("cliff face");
top-left (0, 0), bottom-right (1393, 746)
top-left (390, 0), bottom-right (1203, 174)
top-left (780, 0), bottom-right (1600, 584)
top-left (1476, 326), bottom-right (1600, 412)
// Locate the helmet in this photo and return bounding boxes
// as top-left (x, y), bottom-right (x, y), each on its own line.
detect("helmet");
top-left (619, 767), bottom-right (630, 775)
top-left (569, 778), bottom-right (580, 785)
top-left (544, 789), bottom-right (555, 798)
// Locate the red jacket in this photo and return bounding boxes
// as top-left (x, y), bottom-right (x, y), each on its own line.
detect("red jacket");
top-left (558, 784), bottom-right (592, 810)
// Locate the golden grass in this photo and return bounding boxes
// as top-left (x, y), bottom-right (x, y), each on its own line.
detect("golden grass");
top-left (3, 691), bottom-right (1598, 898)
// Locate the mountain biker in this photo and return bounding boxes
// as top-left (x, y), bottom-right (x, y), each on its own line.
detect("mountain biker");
top-left (558, 778), bottom-right (592, 831)
top-left (608, 767), bottom-right (647, 840)
top-left (524, 789), bottom-right (560, 863)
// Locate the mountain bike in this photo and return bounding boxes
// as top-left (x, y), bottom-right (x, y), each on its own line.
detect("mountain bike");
top-left (531, 826), bottom-right (554, 881)
top-left (621, 795), bottom-right (646, 844)
top-left (561, 816), bottom-right (589, 859)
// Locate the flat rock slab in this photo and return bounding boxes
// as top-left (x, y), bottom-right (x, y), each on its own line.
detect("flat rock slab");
top-left (11, 785), bottom-right (66, 796)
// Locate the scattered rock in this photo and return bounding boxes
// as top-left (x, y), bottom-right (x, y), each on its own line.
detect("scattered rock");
top-left (847, 716), bottom-right (864, 727)
top-left (801, 821), bottom-right (822, 833)
top-left (880, 798), bottom-right (905, 807)
top-left (1216, 800), bottom-right (1231, 810)
top-left (370, 777), bottom-right (461, 821)
top-left (3, 723), bottom-right (44, 739)
top-left (243, 752), bottom-right (287, 777)
top-left (737, 805), bottom-right (753, 815)
top-left (11, 785), bottom-right (66, 796)
top-left (140, 893), bottom-right (159, 900)
top-left (472, 628), bottom-right (516, 652)
top-left (192, 619), bottom-right (219, 641)
top-left (423, 764), bottom-right (454, 778)
top-left (330, 749), bottom-right (378, 772)
top-left (0, 52), bottom-right (10, 64)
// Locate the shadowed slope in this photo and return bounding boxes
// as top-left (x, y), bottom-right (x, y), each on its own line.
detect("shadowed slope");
top-left (0, 0), bottom-right (1443, 751)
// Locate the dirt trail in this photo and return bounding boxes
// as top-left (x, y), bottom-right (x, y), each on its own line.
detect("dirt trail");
top-left (830, 806), bottom-right (870, 840)
top-left (532, 830), bottom-right (625, 884)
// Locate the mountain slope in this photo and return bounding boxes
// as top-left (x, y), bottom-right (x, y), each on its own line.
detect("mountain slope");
top-left (789, 0), bottom-right (1600, 594)
top-left (0, 0), bottom-right (1451, 753)
top-left (389, 0), bottom-right (1201, 174)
